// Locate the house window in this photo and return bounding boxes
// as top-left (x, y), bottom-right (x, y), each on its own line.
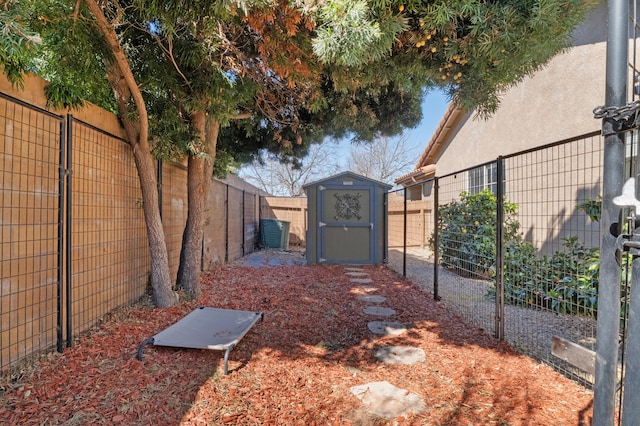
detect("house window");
top-left (468, 163), bottom-right (499, 195)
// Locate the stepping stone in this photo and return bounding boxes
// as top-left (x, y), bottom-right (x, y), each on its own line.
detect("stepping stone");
top-left (357, 286), bottom-right (379, 293)
top-left (350, 278), bottom-right (373, 284)
top-left (345, 267), bottom-right (364, 272)
top-left (357, 295), bottom-right (386, 303)
top-left (350, 381), bottom-right (426, 419)
top-left (363, 306), bottom-right (395, 317)
top-left (368, 321), bottom-right (407, 336)
top-left (375, 346), bottom-right (426, 365)
top-left (345, 272), bottom-right (369, 277)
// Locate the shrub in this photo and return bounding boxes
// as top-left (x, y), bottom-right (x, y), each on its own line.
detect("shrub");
top-left (433, 190), bottom-right (600, 316)
top-left (431, 189), bottom-right (520, 278)
top-left (501, 236), bottom-right (599, 316)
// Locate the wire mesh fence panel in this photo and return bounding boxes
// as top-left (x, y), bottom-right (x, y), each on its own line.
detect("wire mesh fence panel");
top-left (226, 186), bottom-right (244, 262)
top-left (243, 191), bottom-right (258, 255)
top-left (0, 96), bottom-right (62, 371)
top-left (202, 180), bottom-right (228, 268)
top-left (386, 183), bottom-right (438, 295)
top-left (434, 168), bottom-right (497, 337)
top-left (70, 119), bottom-right (149, 336)
top-left (502, 134), bottom-right (602, 385)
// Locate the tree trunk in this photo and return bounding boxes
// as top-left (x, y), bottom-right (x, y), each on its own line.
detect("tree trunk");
top-left (86, 0), bottom-right (177, 308)
top-left (132, 144), bottom-right (177, 308)
top-left (109, 75), bottom-right (177, 308)
top-left (177, 112), bottom-right (219, 298)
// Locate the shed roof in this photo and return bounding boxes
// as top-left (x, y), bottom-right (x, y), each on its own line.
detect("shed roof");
top-left (303, 171), bottom-right (393, 190)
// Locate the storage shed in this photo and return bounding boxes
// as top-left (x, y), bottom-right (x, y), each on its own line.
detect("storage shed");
top-left (303, 171), bottom-right (391, 264)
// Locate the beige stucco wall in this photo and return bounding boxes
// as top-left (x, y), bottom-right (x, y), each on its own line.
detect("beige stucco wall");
top-left (433, 3), bottom-right (608, 176)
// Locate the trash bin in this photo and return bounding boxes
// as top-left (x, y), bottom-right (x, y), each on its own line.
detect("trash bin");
top-left (260, 219), bottom-right (290, 250)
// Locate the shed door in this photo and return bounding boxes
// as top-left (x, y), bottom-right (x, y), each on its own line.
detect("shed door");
top-left (318, 186), bottom-right (374, 264)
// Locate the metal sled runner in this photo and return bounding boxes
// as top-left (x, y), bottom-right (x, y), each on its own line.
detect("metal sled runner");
top-left (136, 307), bottom-right (264, 375)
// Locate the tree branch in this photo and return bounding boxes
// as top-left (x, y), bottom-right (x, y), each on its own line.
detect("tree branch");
top-left (84, 0), bottom-right (149, 148)
top-left (229, 112), bottom-right (253, 120)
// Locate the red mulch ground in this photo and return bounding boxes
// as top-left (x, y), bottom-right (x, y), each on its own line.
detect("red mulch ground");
top-left (1, 264), bottom-right (593, 425)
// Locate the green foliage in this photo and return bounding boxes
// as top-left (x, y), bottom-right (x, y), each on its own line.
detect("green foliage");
top-left (1, 0), bottom-right (117, 111)
top-left (434, 189), bottom-right (602, 316)
top-left (432, 189), bottom-right (520, 278)
top-left (0, 4), bottom-right (42, 88)
top-left (577, 195), bottom-right (602, 222)
top-left (499, 236), bottom-right (599, 316)
top-left (402, 0), bottom-right (600, 116)
top-left (2, 0), bottom-right (599, 172)
top-left (312, 0), bottom-right (405, 66)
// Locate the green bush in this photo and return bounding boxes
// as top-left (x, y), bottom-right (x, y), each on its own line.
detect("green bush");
top-left (433, 190), bottom-right (601, 316)
top-left (431, 189), bottom-right (520, 278)
top-left (501, 236), bottom-right (599, 316)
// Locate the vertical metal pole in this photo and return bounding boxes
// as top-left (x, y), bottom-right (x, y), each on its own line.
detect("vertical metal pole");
top-left (622, 10), bottom-right (640, 414)
top-left (225, 184), bottom-right (229, 263)
top-left (157, 160), bottom-right (163, 219)
top-left (56, 117), bottom-right (66, 353)
top-left (258, 195), bottom-right (263, 249)
top-left (255, 193), bottom-right (259, 250)
top-left (242, 190), bottom-right (246, 256)
top-left (433, 178), bottom-right (440, 301)
top-left (594, 0), bottom-right (628, 422)
top-left (623, 248), bottom-right (640, 425)
top-left (495, 158), bottom-right (505, 340)
top-left (65, 115), bottom-right (73, 348)
top-left (383, 192), bottom-right (389, 263)
top-left (403, 188), bottom-right (408, 277)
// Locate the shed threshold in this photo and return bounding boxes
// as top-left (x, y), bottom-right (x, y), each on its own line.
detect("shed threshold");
top-left (136, 307), bottom-right (264, 375)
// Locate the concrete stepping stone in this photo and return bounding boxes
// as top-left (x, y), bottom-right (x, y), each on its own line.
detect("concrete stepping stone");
top-left (368, 321), bottom-right (407, 336)
top-left (350, 278), bottom-right (373, 284)
top-left (345, 267), bottom-right (364, 272)
top-left (350, 381), bottom-right (426, 419)
top-left (375, 346), bottom-right (426, 365)
top-left (357, 295), bottom-right (386, 303)
top-left (345, 271), bottom-right (369, 277)
top-left (357, 286), bottom-right (378, 293)
top-left (363, 306), bottom-right (395, 317)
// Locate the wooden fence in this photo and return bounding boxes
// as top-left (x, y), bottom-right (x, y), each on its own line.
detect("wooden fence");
top-left (259, 196), bottom-right (307, 246)
top-left (259, 194), bottom-right (433, 249)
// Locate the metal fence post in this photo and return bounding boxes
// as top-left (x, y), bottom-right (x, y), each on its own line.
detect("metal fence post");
top-left (383, 192), bottom-right (388, 263)
top-left (403, 188), bottom-right (408, 277)
top-left (65, 115), bottom-right (74, 348)
top-left (225, 184), bottom-right (229, 263)
top-left (56, 116), bottom-right (66, 353)
top-left (623, 246), bottom-right (640, 424)
top-left (157, 160), bottom-right (163, 219)
top-left (594, 0), bottom-right (628, 422)
top-left (495, 158), bottom-right (505, 340)
top-left (242, 190), bottom-right (246, 256)
top-left (433, 178), bottom-right (440, 301)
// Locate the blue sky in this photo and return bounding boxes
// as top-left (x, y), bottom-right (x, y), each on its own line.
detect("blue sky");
top-left (333, 88), bottom-right (450, 173)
